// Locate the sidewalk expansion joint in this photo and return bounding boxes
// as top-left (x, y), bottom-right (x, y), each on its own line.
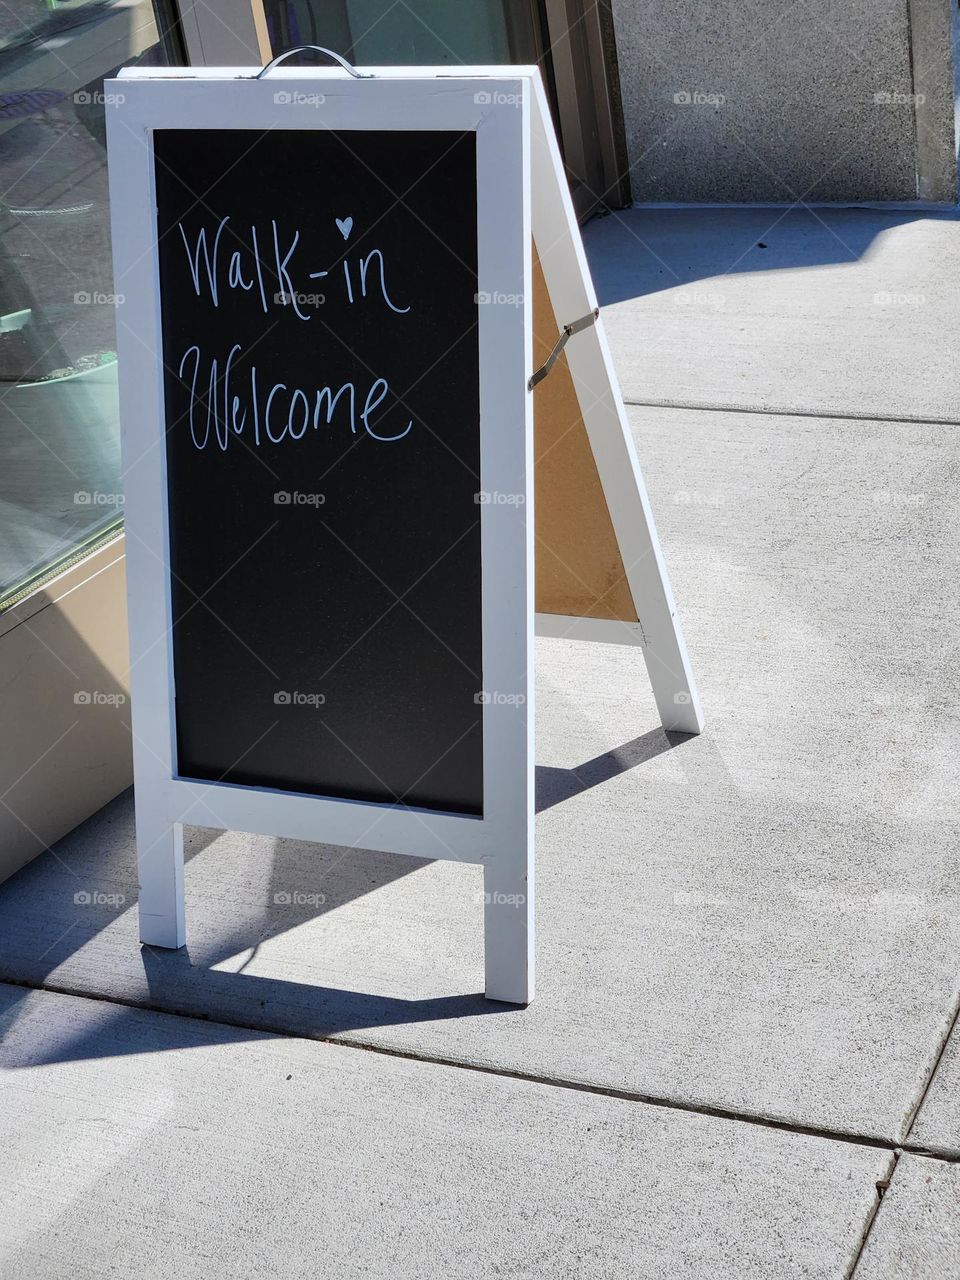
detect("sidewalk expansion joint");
top-left (901, 980), bottom-right (960, 1143)
top-left (623, 396), bottom-right (960, 428)
top-left (5, 974), bottom-right (960, 1166)
top-left (845, 1148), bottom-right (900, 1280)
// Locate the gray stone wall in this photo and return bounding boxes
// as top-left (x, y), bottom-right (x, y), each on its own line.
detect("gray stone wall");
top-left (610, 0), bottom-right (957, 202)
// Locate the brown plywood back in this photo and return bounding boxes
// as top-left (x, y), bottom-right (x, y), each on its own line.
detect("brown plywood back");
top-left (533, 248), bottom-right (637, 621)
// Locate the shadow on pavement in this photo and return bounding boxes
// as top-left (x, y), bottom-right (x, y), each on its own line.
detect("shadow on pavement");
top-left (536, 727), bottom-right (691, 812)
top-left (0, 723), bottom-right (694, 1064)
top-left (584, 205), bottom-right (959, 306)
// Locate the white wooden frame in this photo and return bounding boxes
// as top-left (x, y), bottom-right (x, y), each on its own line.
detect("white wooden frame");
top-left (106, 67), bottom-right (534, 1003)
top-left (528, 76), bottom-right (703, 736)
top-left (106, 62), bottom-right (703, 1008)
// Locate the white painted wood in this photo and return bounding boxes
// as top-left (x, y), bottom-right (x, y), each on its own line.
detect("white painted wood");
top-left (137, 820), bottom-right (185, 948)
top-left (484, 850), bottom-right (534, 1005)
top-left (106, 68), bottom-right (534, 1000)
top-left (107, 92), bottom-right (186, 949)
top-left (529, 80), bottom-right (704, 735)
top-left (477, 82), bottom-right (534, 1004)
top-left (115, 65), bottom-right (542, 81)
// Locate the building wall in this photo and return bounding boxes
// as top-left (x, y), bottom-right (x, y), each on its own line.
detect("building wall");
top-left (610, 0), bottom-right (957, 203)
top-left (0, 540), bottom-right (132, 885)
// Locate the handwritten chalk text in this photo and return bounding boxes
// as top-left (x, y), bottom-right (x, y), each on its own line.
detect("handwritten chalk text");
top-left (178, 344), bottom-right (413, 450)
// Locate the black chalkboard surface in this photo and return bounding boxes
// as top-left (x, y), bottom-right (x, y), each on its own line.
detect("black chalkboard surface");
top-left (153, 128), bottom-right (482, 815)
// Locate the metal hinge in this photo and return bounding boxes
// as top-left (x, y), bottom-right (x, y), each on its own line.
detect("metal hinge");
top-left (528, 308), bottom-right (599, 390)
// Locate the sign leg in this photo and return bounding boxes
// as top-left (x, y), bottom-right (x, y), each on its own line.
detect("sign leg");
top-left (136, 806), bottom-right (185, 949)
top-left (483, 853), bottom-right (534, 1004)
top-left (627, 501), bottom-right (705, 736)
top-left (530, 78), bottom-right (703, 736)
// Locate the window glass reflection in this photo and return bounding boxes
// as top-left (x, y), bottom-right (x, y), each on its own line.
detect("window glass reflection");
top-left (0, 0), bottom-right (182, 610)
top-left (260, 0), bottom-right (539, 68)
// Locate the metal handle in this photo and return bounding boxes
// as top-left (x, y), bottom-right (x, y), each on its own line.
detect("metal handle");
top-left (256, 46), bottom-right (372, 80)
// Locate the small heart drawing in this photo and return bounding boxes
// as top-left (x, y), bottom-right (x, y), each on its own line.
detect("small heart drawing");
top-left (335, 216), bottom-right (354, 241)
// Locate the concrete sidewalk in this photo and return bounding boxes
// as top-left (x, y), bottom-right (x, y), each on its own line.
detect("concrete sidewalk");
top-left (2, 206), bottom-right (959, 1277)
top-left (0, 985), bottom-right (889, 1279)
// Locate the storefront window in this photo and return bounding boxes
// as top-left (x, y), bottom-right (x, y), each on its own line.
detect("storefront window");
top-left (0, 0), bottom-right (183, 611)
top-left (260, 0), bottom-right (541, 67)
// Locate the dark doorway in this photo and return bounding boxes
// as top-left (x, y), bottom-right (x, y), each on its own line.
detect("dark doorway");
top-left (258, 0), bottom-right (631, 218)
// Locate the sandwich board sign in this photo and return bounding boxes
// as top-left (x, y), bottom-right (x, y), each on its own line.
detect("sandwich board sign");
top-left (106, 56), bottom-right (702, 1006)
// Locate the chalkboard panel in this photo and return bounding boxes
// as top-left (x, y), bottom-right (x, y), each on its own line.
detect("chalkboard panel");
top-left (153, 128), bottom-right (482, 815)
